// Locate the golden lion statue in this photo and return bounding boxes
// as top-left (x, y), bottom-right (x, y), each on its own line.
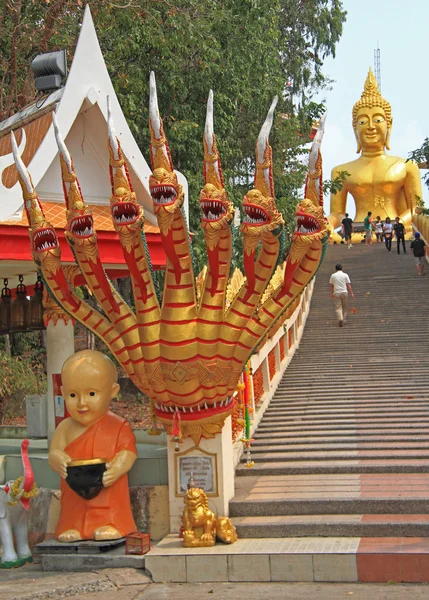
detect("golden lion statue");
top-left (182, 487), bottom-right (238, 547)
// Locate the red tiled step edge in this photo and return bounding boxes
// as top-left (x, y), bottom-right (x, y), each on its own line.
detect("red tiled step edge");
top-left (358, 537), bottom-right (429, 583)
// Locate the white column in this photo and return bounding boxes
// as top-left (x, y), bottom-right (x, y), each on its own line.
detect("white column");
top-left (167, 417), bottom-right (235, 533)
top-left (46, 319), bottom-right (74, 441)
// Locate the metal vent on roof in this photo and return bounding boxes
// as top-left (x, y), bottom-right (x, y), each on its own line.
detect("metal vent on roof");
top-left (31, 50), bottom-right (67, 93)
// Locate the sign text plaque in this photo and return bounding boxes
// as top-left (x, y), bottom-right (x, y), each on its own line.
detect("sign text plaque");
top-left (175, 446), bottom-right (218, 497)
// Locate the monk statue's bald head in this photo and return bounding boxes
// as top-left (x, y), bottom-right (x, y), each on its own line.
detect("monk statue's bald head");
top-left (61, 350), bottom-right (120, 427)
top-left (62, 350), bottom-right (118, 383)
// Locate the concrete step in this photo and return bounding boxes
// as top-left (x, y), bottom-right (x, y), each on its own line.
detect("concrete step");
top-left (270, 390), bottom-right (427, 400)
top-left (250, 441), bottom-right (429, 452)
top-left (235, 459), bottom-right (429, 476)
top-left (275, 382), bottom-right (428, 392)
top-left (253, 431), bottom-right (429, 441)
top-left (232, 514), bottom-right (429, 538)
top-left (230, 243), bottom-right (429, 546)
top-left (255, 419), bottom-right (429, 431)
top-left (265, 399), bottom-right (429, 408)
top-left (242, 448), bottom-right (429, 462)
top-left (229, 497), bottom-right (429, 517)
top-left (262, 408), bottom-right (429, 420)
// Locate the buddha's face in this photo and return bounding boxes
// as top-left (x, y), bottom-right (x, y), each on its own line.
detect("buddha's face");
top-left (355, 107), bottom-right (389, 151)
top-left (61, 358), bottom-right (119, 427)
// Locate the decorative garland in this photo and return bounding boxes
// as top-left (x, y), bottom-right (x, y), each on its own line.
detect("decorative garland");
top-left (6, 476), bottom-right (38, 506)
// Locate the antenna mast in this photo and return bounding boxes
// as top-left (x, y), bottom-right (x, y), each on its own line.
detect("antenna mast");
top-left (374, 43), bottom-right (381, 91)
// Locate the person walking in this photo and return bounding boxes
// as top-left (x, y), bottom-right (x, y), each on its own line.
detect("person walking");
top-left (329, 264), bottom-right (355, 328)
top-left (410, 232), bottom-right (427, 276)
top-left (374, 216), bottom-right (383, 243)
top-left (341, 213), bottom-right (354, 248)
top-left (393, 217), bottom-right (406, 254)
top-left (383, 217), bottom-right (393, 252)
top-left (363, 211), bottom-right (373, 246)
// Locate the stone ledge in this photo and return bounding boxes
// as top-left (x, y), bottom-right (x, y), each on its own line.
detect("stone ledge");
top-left (145, 534), bottom-right (429, 583)
top-left (145, 535), bottom-right (359, 583)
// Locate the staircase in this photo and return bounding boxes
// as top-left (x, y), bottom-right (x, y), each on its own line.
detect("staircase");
top-left (230, 241), bottom-right (429, 539)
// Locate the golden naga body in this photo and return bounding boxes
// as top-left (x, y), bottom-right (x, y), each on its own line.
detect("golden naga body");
top-left (328, 69), bottom-right (423, 236)
top-left (182, 487), bottom-right (237, 547)
top-left (13, 72), bottom-right (328, 444)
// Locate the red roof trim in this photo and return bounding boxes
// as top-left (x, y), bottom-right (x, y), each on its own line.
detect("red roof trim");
top-left (0, 225), bottom-right (166, 269)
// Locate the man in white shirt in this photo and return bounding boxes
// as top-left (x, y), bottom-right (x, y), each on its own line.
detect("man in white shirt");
top-left (329, 264), bottom-right (355, 327)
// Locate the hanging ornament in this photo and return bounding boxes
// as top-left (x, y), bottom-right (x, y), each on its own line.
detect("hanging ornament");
top-left (241, 362), bottom-right (254, 468)
top-left (0, 279), bottom-right (12, 334)
top-left (171, 409), bottom-right (183, 452)
top-left (28, 275), bottom-right (45, 331)
top-left (10, 275), bottom-right (29, 332)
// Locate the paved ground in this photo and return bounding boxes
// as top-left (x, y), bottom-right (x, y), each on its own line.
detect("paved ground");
top-left (2, 566), bottom-right (429, 599)
top-left (74, 582), bottom-right (429, 599)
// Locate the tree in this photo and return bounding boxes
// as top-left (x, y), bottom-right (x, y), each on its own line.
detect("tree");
top-left (409, 138), bottom-right (429, 192)
top-left (0, 0), bottom-right (347, 271)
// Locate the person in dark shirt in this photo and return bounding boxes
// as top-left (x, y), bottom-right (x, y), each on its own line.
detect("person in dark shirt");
top-left (341, 213), bottom-right (354, 249)
top-left (410, 232), bottom-right (427, 276)
top-left (393, 217), bottom-right (406, 254)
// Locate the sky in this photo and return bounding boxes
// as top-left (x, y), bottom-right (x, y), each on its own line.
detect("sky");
top-left (317, 0), bottom-right (429, 216)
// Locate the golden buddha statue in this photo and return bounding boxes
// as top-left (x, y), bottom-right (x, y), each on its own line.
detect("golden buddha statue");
top-left (328, 68), bottom-right (422, 238)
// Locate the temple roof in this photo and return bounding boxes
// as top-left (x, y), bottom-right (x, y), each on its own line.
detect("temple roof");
top-left (0, 6), bottom-right (178, 288)
top-left (0, 5), bottom-right (187, 226)
top-left (0, 200), bottom-right (159, 234)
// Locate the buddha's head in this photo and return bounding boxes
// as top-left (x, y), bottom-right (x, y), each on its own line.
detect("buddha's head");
top-left (61, 350), bottom-right (119, 427)
top-left (353, 68), bottom-right (392, 153)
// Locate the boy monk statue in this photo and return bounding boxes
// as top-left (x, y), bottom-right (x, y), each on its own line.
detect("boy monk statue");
top-left (49, 350), bottom-right (137, 542)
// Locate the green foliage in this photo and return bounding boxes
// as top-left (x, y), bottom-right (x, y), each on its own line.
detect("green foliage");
top-left (0, 349), bottom-right (46, 424)
top-left (0, 1), bottom-right (346, 275)
top-left (323, 170), bottom-right (350, 196)
top-left (408, 138), bottom-right (429, 190)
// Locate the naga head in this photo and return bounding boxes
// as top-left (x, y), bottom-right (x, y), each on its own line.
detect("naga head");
top-left (304, 111), bottom-right (327, 208)
top-left (107, 97), bottom-right (144, 244)
top-left (241, 97), bottom-right (284, 243)
top-left (199, 90), bottom-right (234, 296)
top-left (11, 131), bottom-right (60, 266)
top-left (200, 90), bottom-right (234, 236)
top-left (293, 199), bottom-right (326, 244)
top-left (241, 189), bottom-right (283, 238)
top-left (241, 98), bottom-right (284, 299)
top-left (52, 113), bottom-right (97, 250)
top-left (290, 111), bottom-right (328, 260)
top-left (200, 183), bottom-right (233, 230)
top-left (148, 72), bottom-right (183, 233)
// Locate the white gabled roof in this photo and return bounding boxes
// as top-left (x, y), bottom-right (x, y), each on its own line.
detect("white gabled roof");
top-left (0, 5), bottom-right (188, 223)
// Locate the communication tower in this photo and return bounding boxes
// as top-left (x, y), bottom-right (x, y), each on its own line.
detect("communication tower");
top-left (374, 44), bottom-right (381, 91)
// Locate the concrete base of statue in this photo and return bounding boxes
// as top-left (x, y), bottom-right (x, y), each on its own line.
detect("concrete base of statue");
top-left (167, 416), bottom-right (235, 533)
top-left (35, 537), bottom-right (146, 571)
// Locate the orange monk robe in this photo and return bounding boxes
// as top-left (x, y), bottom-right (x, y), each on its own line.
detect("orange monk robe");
top-left (56, 411), bottom-right (137, 540)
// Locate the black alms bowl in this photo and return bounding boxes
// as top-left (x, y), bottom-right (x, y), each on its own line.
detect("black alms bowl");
top-left (66, 459), bottom-right (107, 500)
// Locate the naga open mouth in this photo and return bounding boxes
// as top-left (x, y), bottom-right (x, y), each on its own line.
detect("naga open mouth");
top-left (33, 228), bottom-right (57, 252)
top-left (112, 202), bottom-right (139, 225)
top-left (242, 203), bottom-right (269, 225)
top-left (200, 200), bottom-right (227, 221)
top-left (150, 184), bottom-right (177, 206)
top-left (154, 396), bottom-right (234, 420)
top-left (69, 215), bottom-right (94, 238)
top-left (295, 212), bottom-right (321, 235)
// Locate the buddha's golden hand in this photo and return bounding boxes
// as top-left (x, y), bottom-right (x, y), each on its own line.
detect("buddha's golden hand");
top-left (102, 449), bottom-right (136, 488)
top-left (49, 449), bottom-right (71, 479)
